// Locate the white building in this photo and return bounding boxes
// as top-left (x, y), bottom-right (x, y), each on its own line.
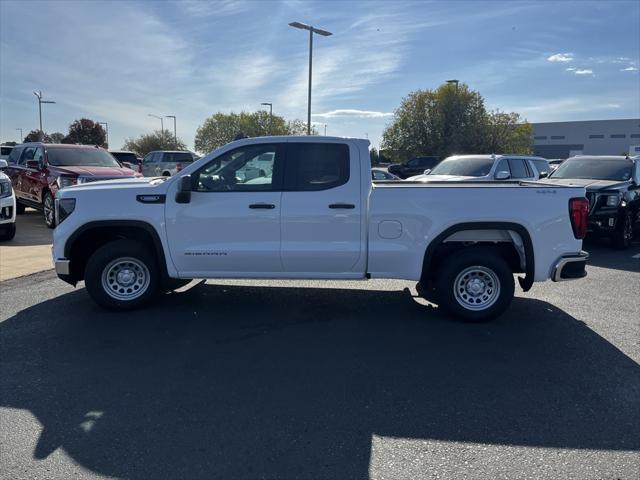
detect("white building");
top-left (532, 119), bottom-right (640, 158)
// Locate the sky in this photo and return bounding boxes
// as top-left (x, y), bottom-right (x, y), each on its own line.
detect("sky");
top-left (1, 0), bottom-right (639, 153)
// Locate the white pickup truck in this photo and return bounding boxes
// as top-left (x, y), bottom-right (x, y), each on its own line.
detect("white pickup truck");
top-left (52, 137), bottom-right (589, 321)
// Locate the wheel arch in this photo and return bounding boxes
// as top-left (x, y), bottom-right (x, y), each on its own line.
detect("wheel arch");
top-left (64, 220), bottom-right (169, 283)
top-left (421, 222), bottom-right (535, 292)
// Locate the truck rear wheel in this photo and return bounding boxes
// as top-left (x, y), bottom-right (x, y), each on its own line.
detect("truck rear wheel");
top-left (85, 240), bottom-right (159, 310)
top-left (434, 247), bottom-right (514, 322)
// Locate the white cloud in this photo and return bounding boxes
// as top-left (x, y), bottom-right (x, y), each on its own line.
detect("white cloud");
top-left (574, 69), bottom-right (593, 75)
top-left (313, 109), bottom-right (393, 119)
top-left (621, 66), bottom-right (639, 72)
top-left (565, 67), bottom-right (576, 71)
top-left (607, 104), bottom-right (621, 108)
top-left (547, 53), bottom-right (573, 62)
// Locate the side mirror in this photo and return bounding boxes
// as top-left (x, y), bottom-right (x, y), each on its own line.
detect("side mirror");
top-left (539, 172), bottom-right (549, 179)
top-left (423, 169), bottom-right (431, 175)
top-left (26, 159), bottom-right (42, 170)
top-left (495, 170), bottom-right (511, 180)
top-left (0, 159), bottom-right (7, 169)
top-left (175, 175), bottom-right (192, 204)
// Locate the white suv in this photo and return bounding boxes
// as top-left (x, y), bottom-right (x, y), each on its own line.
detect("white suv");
top-left (407, 154), bottom-right (550, 182)
top-left (0, 159), bottom-right (17, 241)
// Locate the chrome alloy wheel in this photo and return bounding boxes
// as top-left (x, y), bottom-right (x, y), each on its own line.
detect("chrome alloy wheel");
top-left (453, 266), bottom-right (501, 311)
top-left (101, 257), bottom-right (150, 301)
top-left (44, 194), bottom-right (55, 226)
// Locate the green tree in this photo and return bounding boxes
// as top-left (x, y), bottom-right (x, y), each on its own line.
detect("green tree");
top-left (484, 110), bottom-right (532, 154)
top-left (50, 132), bottom-right (65, 143)
top-left (194, 111), bottom-right (315, 153)
top-left (122, 130), bottom-right (187, 157)
top-left (23, 130), bottom-right (51, 143)
top-left (369, 147), bottom-right (380, 165)
top-left (381, 82), bottom-right (530, 161)
top-left (63, 119), bottom-right (106, 146)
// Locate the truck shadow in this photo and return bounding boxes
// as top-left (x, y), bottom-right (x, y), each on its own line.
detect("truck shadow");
top-left (1, 283), bottom-right (639, 479)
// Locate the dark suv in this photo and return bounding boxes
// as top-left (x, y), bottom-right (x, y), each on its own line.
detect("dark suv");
top-left (388, 156), bottom-right (440, 179)
top-left (547, 155), bottom-right (640, 248)
top-left (5, 143), bottom-right (139, 228)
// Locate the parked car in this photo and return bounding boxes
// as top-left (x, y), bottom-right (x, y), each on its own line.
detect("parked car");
top-left (546, 155), bottom-right (640, 248)
top-left (0, 159), bottom-right (17, 241)
top-left (53, 137), bottom-right (588, 322)
top-left (140, 150), bottom-right (198, 177)
top-left (109, 150), bottom-right (141, 170)
top-left (372, 168), bottom-right (399, 181)
top-left (547, 159), bottom-right (565, 172)
top-left (388, 156), bottom-right (440, 179)
top-left (406, 155), bottom-right (549, 182)
top-left (5, 143), bottom-right (139, 228)
top-left (0, 145), bottom-right (14, 161)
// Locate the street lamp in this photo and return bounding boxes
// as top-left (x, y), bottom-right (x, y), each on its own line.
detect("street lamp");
top-left (16, 128), bottom-right (23, 142)
top-left (260, 103), bottom-right (273, 135)
top-left (33, 90), bottom-right (55, 136)
top-left (148, 114), bottom-right (164, 134)
top-left (98, 122), bottom-right (109, 147)
top-left (288, 21), bottom-right (332, 135)
top-left (165, 115), bottom-right (177, 147)
top-left (446, 79), bottom-right (459, 91)
top-left (324, 124), bottom-right (327, 136)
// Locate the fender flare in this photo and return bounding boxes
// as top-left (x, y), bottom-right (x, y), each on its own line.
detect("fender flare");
top-left (422, 222), bottom-right (535, 291)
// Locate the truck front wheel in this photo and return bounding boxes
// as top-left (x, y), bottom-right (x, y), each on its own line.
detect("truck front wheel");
top-left (434, 248), bottom-right (515, 322)
top-left (85, 240), bottom-right (159, 310)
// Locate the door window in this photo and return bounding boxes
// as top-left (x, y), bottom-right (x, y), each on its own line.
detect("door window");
top-left (143, 152), bottom-right (158, 163)
top-left (406, 158), bottom-right (419, 167)
top-left (20, 147), bottom-right (37, 166)
top-left (495, 158), bottom-right (510, 176)
top-left (508, 159), bottom-right (531, 179)
top-left (33, 147), bottom-right (45, 165)
top-left (195, 144), bottom-right (281, 192)
top-left (285, 143), bottom-right (350, 191)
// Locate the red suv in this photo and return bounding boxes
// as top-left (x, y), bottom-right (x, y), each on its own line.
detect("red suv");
top-left (5, 143), bottom-right (139, 228)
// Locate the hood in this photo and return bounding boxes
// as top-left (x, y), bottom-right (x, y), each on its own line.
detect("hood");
top-left (64, 176), bottom-right (168, 192)
top-left (544, 177), bottom-right (630, 191)
top-left (52, 165), bottom-right (138, 177)
top-left (412, 174), bottom-right (478, 182)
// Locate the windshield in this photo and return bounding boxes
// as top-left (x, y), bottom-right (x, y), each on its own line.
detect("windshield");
top-left (429, 156), bottom-right (494, 177)
top-left (47, 148), bottom-right (121, 167)
top-left (550, 158), bottom-right (633, 181)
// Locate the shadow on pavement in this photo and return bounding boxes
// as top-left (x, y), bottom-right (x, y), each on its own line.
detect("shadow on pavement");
top-left (0, 210), bottom-right (52, 247)
top-left (583, 238), bottom-right (640, 273)
top-left (1, 283), bottom-right (639, 479)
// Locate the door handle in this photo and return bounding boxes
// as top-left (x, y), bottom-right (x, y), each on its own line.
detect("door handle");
top-left (329, 203), bottom-right (355, 209)
top-left (249, 203), bottom-right (275, 209)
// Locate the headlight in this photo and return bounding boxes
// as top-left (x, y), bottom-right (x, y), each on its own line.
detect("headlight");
top-left (0, 180), bottom-right (11, 198)
top-left (605, 194), bottom-right (621, 207)
top-left (56, 176), bottom-right (77, 189)
top-left (55, 198), bottom-right (76, 224)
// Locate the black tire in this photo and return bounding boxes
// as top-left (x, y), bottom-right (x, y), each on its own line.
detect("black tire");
top-left (85, 240), bottom-right (159, 310)
top-left (433, 247), bottom-right (515, 322)
top-left (15, 202), bottom-right (26, 214)
top-left (43, 191), bottom-right (56, 229)
top-left (612, 211), bottom-right (633, 250)
top-left (0, 223), bottom-right (16, 241)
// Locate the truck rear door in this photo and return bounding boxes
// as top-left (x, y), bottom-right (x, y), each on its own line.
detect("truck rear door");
top-left (280, 141), bottom-right (364, 275)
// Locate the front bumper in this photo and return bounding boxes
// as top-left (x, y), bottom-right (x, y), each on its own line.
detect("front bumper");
top-left (55, 259), bottom-right (71, 275)
top-left (587, 212), bottom-right (619, 233)
top-left (552, 251), bottom-right (588, 282)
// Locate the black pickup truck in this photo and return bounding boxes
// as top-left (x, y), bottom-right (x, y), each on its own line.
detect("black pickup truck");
top-left (547, 155), bottom-right (640, 248)
top-left (387, 156), bottom-right (440, 179)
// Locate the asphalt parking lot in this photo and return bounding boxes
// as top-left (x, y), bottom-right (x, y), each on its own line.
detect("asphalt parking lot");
top-left (0, 238), bottom-right (639, 479)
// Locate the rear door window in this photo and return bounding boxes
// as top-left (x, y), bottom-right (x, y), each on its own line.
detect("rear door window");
top-left (285, 143), bottom-right (350, 191)
top-left (507, 158), bottom-right (530, 179)
top-left (164, 152), bottom-right (194, 163)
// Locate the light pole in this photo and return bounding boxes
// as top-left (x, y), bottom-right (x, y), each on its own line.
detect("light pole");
top-left (288, 21), bottom-right (332, 135)
top-left (98, 122), bottom-right (109, 147)
top-left (166, 115), bottom-right (177, 147)
top-left (260, 103), bottom-right (273, 134)
top-left (16, 128), bottom-right (23, 142)
top-left (323, 124), bottom-right (327, 136)
top-left (148, 114), bottom-right (164, 134)
top-left (33, 90), bottom-right (55, 136)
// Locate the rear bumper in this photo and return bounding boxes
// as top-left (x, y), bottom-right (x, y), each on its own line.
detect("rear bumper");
top-left (552, 251), bottom-right (588, 282)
